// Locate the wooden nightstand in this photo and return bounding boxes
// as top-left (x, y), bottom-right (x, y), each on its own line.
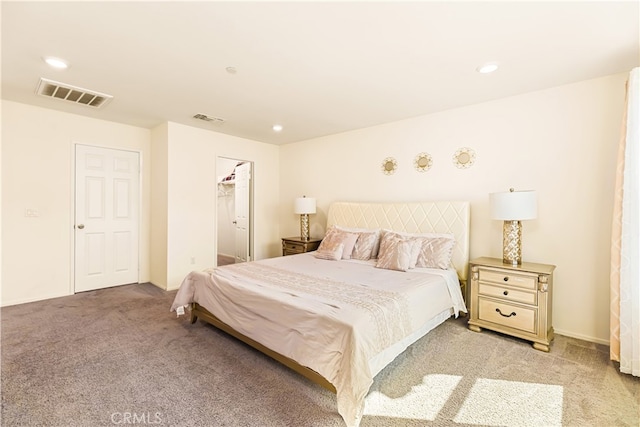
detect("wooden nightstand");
top-left (467, 257), bottom-right (556, 352)
top-left (281, 236), bottom-right (322, 256)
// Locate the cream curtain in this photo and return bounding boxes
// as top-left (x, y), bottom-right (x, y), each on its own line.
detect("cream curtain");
top-left (610, 67), bottom-right (639, 377)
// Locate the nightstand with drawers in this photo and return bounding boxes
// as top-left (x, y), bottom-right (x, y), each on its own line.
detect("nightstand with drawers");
top-left (281, 236), bottom-right (322, 256)
top-left (467, 257), bottom-right (556, 352)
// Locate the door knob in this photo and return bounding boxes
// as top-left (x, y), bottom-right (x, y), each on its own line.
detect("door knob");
top-left (232, 221), bottom-right (237, 224)
top-left (77, 224), bottom-right (85, 229)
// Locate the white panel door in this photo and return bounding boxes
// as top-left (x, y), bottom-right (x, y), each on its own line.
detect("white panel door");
top-left (234, 162), bottom-right (252, 263)
top-left (75, 145), bottom-right (139, 292)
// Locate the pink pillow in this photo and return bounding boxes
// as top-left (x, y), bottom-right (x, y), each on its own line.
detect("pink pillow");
top-left (317, 227), bottom-right (359, 259)
top-left (375, 236), bottom-right (421, 272)
top-left (313, 242), bottom-right (344, 261)
top-left (379, 230), bottom-right (455, 270)
top-left (335, 226), bottom-right (382, 259)
top-left (415, 236), bottom-right (456, 269)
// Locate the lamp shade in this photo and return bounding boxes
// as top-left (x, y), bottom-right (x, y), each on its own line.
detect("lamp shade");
top-left (489, 190), bottom-right (537, 220)
top-left (294, 197), bottom-right (316, 214)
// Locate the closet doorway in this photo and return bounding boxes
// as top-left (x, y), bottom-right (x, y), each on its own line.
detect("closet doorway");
top-left (216, 157), bottom-right (253, 266)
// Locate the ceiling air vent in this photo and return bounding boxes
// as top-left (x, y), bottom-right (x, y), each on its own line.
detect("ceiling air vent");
top-left (36, 78), bottom-right (113, 108)
top-left (193, 113), bottom-right (225, 125)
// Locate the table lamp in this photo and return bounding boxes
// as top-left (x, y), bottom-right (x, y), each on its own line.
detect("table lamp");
top-left (294, 196), bottom-right (316, 241)
top-left (489, 188), bottom-right (537, 265)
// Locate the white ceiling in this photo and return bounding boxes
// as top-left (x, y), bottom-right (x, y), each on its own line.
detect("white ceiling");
top-left (2, 1), bottom-right (638, 145)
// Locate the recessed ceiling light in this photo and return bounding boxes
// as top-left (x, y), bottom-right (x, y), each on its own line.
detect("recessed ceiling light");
top-left (43, 57), bottom-right (69, 69)
top-left (272, 124), bottom-right (283, 132)
top-left (476, 63), bottom-right (498, 74)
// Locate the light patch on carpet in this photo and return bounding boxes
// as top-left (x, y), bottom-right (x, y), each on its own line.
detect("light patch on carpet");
top-left (364, 374), bottom-right (462, 420)
top-left (454, 378), bottom-right (563, 426)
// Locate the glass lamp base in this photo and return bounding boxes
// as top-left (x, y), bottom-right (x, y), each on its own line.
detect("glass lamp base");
top-left (300, 214), bottom-right (310, 241)
top-left (503, 220), bottom-right (522, 265)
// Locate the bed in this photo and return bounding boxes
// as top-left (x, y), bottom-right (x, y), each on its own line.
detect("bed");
top-left (171, 201), bottom-right (470, 427)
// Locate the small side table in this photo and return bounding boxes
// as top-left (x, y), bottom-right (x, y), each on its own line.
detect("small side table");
top-left (281, 236), bottom-right (322, 256)
top-left (467, 257), bottom-right (556, 352)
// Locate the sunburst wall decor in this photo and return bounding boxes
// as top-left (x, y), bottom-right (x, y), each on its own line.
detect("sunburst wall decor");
top-left (453, 147), bottom-right (476, 169)
top-left (381, 157), bottom-right (397, 175)
top-left (414, 152), bottom-right (433, 172)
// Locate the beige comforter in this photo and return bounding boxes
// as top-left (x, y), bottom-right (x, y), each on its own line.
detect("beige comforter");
top-left (170, 253), bottom-right (466, 426)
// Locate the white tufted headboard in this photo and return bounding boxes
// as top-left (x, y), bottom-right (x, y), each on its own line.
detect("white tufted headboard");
top-left (326, 201), bottom-right (471, 282)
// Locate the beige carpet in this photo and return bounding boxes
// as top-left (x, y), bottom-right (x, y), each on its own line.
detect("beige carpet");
top-left (1, 283), bottom-right (638, 426)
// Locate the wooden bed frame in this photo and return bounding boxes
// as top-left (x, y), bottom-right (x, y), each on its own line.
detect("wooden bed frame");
top-left (189, 201), bottom-right (470, 393)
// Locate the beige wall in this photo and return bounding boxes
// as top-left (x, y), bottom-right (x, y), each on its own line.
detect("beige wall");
top-left (279, 73), bottom-right (627, 344)
top-left (1, 100), bottom-right (152, 305)
top-left (152, 122), bottom-right (281, 291)
top-left (150, 123), bottom-right (169, 289)
top-left (1, 103), bottom-right (281, 301)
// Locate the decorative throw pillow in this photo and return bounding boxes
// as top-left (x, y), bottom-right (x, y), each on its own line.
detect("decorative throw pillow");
top-left (379, 229), bottom-right (456, 269)
top-left (336, 226), bottom-right (382, 259)
top-left (351, 231), bottom-right (380, 260)
top-left (336, 231), bottom-right (359, 259)
top-left (317, 227), bottom-right (359, 260)
top-left (376, 230), bottom-right (396, 261)
top-left (378, 230), bottom-right (420, 262)
top-left (408, 237), bottom-right (422, 268)
top-left (375, 236), bottom-right (420, 272)
top-left (313, 242), bottom-right (344, 261)
top-left (415, 236), bottom-right (456, 269)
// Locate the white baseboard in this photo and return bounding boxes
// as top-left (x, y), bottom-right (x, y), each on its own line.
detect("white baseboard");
top-left (1, 290), bottom-right (71, 307)
top-left (554, 328), bottom-right (609, 346)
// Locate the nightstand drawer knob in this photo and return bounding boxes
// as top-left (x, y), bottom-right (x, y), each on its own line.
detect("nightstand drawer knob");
top-left (503, 290), bottom-right (509, 296)
top-left (503, 276), bottom-right (509, 282)
top-left (496, 308), bottom-right (516, 318)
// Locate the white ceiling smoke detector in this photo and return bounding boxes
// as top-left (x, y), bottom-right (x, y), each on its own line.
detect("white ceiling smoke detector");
top-left (35, 78), bottom-right (112, 108)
